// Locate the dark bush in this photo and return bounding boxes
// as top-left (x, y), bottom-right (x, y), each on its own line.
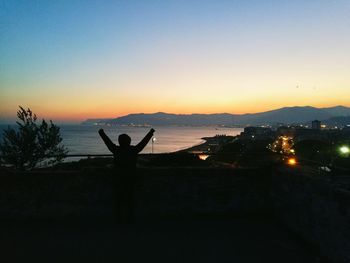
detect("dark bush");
top-left (0, 106), bottom-right (68, 170)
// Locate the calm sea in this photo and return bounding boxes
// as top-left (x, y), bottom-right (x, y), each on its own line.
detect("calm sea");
top-left (0, 124), bottom-right (243, 158)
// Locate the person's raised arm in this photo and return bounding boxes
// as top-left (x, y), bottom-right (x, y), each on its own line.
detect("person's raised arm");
top-left (98, 129), bottom-right (117, 153)
top-left (134, 128), bottom-right (155, 153)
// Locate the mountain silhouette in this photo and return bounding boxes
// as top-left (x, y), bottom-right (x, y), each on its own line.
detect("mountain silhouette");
top-left (82, 106), bottom-right (350, 126)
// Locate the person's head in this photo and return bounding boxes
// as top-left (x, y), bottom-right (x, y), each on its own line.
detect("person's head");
top-left (118, 134), bottom-right (131, 147)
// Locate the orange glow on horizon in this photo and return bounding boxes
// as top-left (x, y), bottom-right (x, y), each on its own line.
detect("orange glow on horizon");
top-left (1, 100), bottom-right (350, 122)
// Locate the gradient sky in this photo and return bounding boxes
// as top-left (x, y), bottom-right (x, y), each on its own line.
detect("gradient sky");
top-left (1, 0), bottom-right (350, 122)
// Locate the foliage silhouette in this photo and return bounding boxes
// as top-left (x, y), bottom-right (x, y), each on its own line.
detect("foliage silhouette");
top-left (0, 106), bottom-right (68, 170)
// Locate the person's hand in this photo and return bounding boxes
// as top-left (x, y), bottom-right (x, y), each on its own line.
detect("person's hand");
top-left (150, 128), bottom-right (155, 134)
top-left (98, 128), bottom-right (104, 134)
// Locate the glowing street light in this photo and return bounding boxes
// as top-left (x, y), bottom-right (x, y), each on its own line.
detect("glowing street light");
top-left (152, 137), bottom-right (156, 154)
top-left (287, 158), bottom-right (297, 166)
top-left (339, 145), bottom-right (349, 155)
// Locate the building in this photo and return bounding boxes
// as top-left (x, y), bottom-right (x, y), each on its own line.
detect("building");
top-left (311, 120), bottom-right (321, 130)
top-left (241, 126), bottom-right (274, 140)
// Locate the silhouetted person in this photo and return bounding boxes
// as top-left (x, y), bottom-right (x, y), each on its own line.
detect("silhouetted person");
top-left (98, 128), bottom-right (155, 168)
top-left (98, 128), bottom-right (155, 223)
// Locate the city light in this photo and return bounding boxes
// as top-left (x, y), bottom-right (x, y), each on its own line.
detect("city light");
top-left (287, 158), bottom-right (297, 166)
top-left (339, 146), bottom-right (349, 155)
top-left (152, 137), bottom-right (156, 154)
top-left (198, 154), bottom-right (210, 160)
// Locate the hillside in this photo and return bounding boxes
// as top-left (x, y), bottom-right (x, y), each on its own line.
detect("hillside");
top-left (82, 106), bottom-right (350, 126)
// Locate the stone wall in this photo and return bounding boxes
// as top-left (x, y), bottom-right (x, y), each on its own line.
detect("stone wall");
top-left (0, 168), bottom-right (270, 220)
top-left (1, 166), bottom-right (349, 262)
top-left (271, 167), bottom-right (350, 263)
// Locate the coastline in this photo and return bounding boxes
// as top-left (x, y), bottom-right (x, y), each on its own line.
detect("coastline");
top-left (176, 135), bottom-right (237, 154)
top-left (176, 137), bottom-right (212, 153)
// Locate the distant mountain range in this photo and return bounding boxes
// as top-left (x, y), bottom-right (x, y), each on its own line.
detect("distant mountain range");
top-left (82, 106), bottom-right (350, 126)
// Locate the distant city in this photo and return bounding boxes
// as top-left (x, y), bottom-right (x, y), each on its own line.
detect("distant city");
top-left (188, 117), bottom-right (350, 171)
top-left (82, 105), bottom-right (350, 128)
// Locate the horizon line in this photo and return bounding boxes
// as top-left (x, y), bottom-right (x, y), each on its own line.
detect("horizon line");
top-left (2, 104), bottom-right (348, 124)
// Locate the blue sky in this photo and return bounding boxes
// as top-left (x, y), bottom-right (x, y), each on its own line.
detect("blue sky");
top-left (1, 0), bottom-right (350, 122)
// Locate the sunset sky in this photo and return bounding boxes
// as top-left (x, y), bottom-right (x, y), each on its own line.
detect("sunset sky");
top-left (1, 0), bottom-right (350, 122)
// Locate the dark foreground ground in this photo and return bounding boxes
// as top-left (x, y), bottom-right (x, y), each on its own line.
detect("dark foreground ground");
top-left (0, 217), bottom-right (319, 263)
